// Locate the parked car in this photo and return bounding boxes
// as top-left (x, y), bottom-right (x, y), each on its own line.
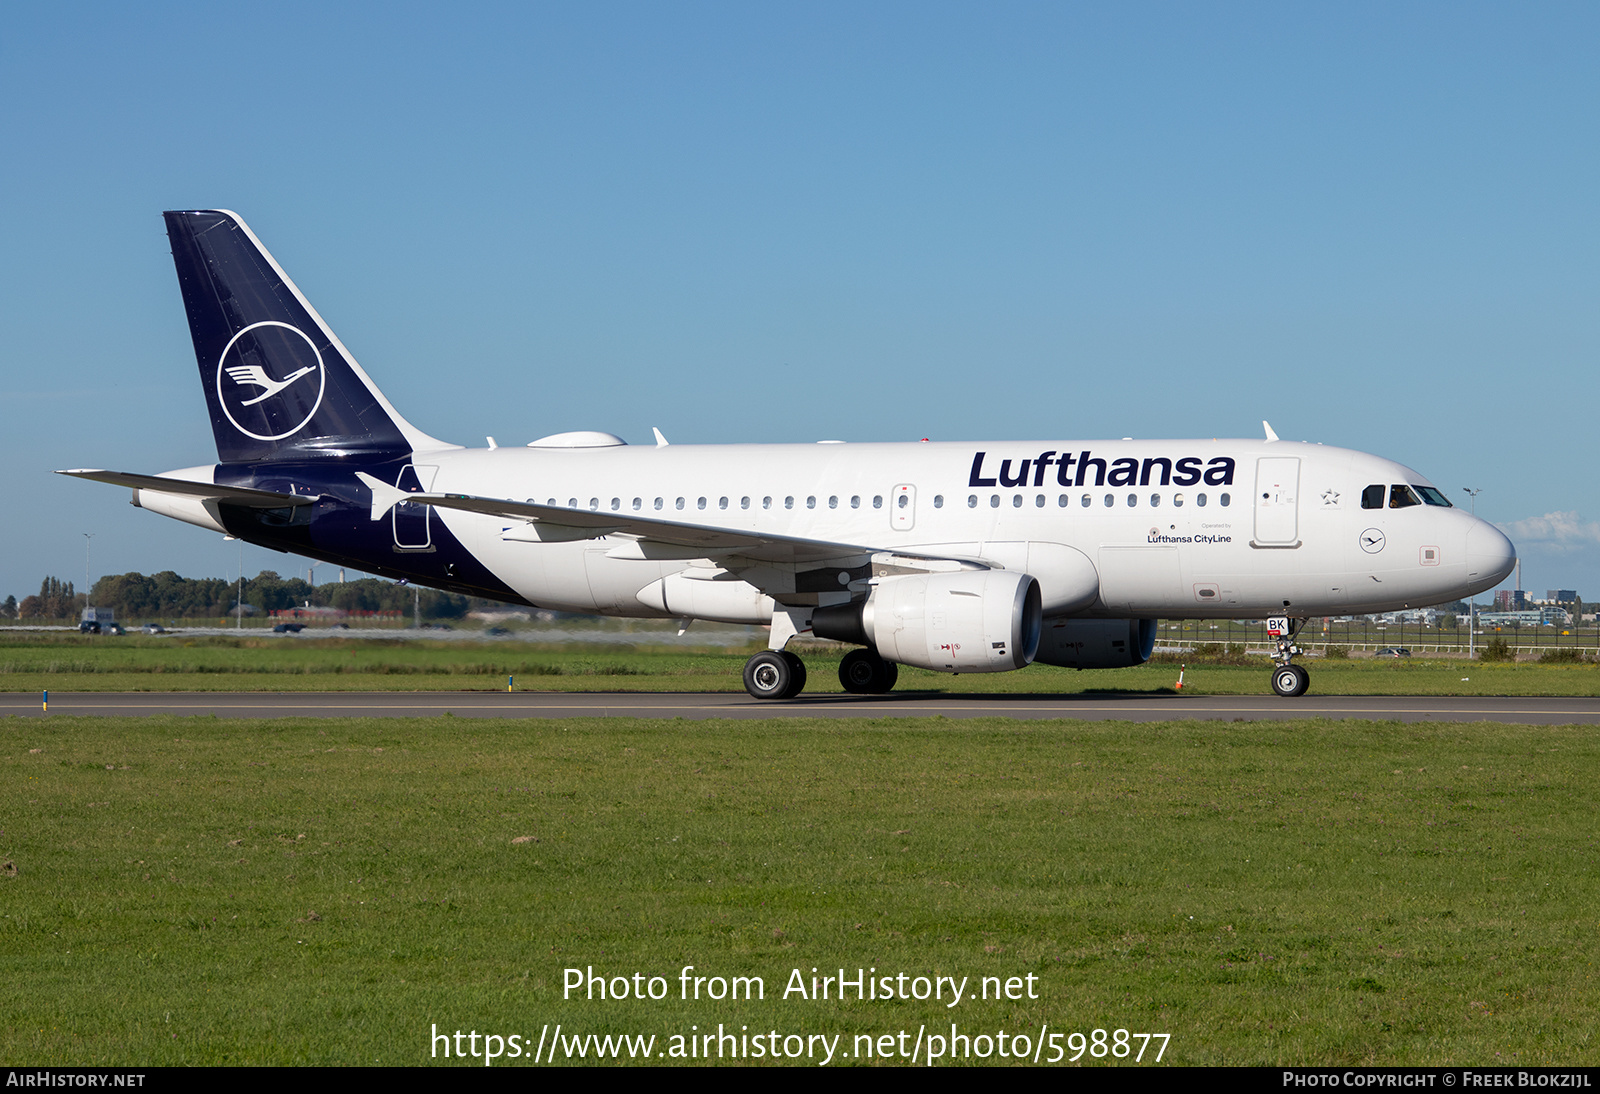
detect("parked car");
top-left (272, 622), bottom-right (305, 634)
top-left (78, 621), bottom-right (100, 634)
top-left (1374, 647), bottom-right (1412, 658)
top-left (141, 623), bottom-right (167, 634)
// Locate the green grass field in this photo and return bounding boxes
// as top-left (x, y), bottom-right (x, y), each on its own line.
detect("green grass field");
top-left (2, 633), bottom-right (1600, 696)
top-left (3, 714), bottom-right (1596, 1065)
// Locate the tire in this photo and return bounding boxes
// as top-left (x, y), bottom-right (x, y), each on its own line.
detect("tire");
top-left (779, 650), bottom-right (807, 699)
top-left (743, 651), bottom-right (793, 700)
top-left (1270, 664), bottom-right (1310, 697)
top-left (839, 649), bottom-right (898, 694)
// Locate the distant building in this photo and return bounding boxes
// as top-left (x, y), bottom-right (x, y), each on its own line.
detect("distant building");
top-left (1547, 589), bottom-right (1579, 603)
top-left (1493, 590), bottom-right (1530, 611)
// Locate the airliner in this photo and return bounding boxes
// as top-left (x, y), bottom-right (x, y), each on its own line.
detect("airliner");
top-left (61, 211), bottom-right (1517, 699)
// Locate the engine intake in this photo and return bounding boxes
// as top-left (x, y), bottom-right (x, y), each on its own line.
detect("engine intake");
top-left (813, 570), bottom-right (1042, 673)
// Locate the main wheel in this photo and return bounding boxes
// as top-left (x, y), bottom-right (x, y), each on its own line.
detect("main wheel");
top-left (744, 650), bottom-right (806, 700)
top-left (778, 650), bottom-right (807, 699)
top-left (839, 648), bottom-right (898, 694)
top-left (1270, 663), bottom-right (1310, 697)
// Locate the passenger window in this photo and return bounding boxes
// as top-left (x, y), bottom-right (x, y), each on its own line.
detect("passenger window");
top-left (697, 497), bottom-right (706, 510)
top-left (719, 497), bottom-right (728, 509)
top-left (968, 495), bottom-right (977, 508)
top-left (873, 495), bottom-right (883, 509)
top-left (828, 495), bottom-right (837, 508)
top-left (675, 497), bottom-right (685, 510)
top-left (1127, 493), bottom-right (1137, 507)
top-left (933, 495), bottom-right (944, 508)
top-left (762, 496), bottom-right (771, 509)
top-left (990, 495), bottom-right (1000, 508)
top-left (1174, 493), bottom-right (1184, 507)
top-left (784, 496), bottom-right (794, 509)
top-left (1390, 485), bottom-right (1421, 509)
top-left (567, 498), bottom-right (577, 508)
top-left (632, 497), bottom-right (641, 511)
top-left (807, 496), bottom-right (816, 509)
top-left (1197, 493), bottom-right (1207, 507)
top-left (1081, 494), bottom-right (1091, 507)
top-left (611, 498), bottom-right (620, 511)
top-left (1362, 484), bottom-right (1386, 509)
top-left (899, 495), bottom-right (910, 509)
top-left (589, 498), bottom-right (599, 511)
top-left (1008, 494), bottom-right (1019, 508)
top-left (850, 495), bottom-right (860, 509)
top-left (1035, 494), bottom-right (1045, 507)
top-left (1104, 494), bottom-right (1114, 507)
top-left (1220, 493), bottom-right (1230, 507)
top-left (1059, 494), bottom-right (1069, 507)
top-left (547, 498), bottom-right (556, 506)
top-left (741, 497), bottom-right (750, 509)
top-left (1150, 493), bottom-right (1160, 507)
top-left (654, 497), bottom-right (663, 510)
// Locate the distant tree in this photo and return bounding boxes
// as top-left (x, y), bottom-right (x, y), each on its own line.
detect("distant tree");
top-left (1, 595), bottom-right (15, 619)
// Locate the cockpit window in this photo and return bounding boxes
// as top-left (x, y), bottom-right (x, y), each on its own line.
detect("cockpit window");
top-left (1361, 484), bottom-right (1385, 510)
top-left (1415, 486), bottom-right (1452, 507)
top-left (1389, 484), bottom-right (1421, 509)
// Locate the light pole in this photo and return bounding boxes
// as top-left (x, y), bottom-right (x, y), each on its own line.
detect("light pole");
top-left (1463, 488), bottom-right (1482, 658)
top-left (83, 533), bottom-right (93, 626)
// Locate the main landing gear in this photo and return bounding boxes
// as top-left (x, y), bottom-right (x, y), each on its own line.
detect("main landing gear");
top-left (741, 647), bottom-right (900, 700)
top-left (838, 648), bottom-right (897, 694)
top-left (743, 650), bottom-right (807, 700)
top-left (1268, 616), bottom-right (1310, 697)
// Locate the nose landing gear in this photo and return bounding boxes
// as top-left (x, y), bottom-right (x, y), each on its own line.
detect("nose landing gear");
top-left (1267, 615), bottom-right (1310, 697)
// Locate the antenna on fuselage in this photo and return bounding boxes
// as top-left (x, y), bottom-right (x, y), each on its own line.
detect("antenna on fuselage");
top-left (1262, 421), bottom-right (1280, 442)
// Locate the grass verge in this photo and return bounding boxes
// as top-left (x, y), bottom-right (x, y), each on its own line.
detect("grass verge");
top-left (2, 715), bottom-right (1596, 1065)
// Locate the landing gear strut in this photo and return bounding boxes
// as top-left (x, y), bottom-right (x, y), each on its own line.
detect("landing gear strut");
top-left (743, 649), bottom-right (807, 700)
top-left (1268, 616), bottom-right (1310, 697)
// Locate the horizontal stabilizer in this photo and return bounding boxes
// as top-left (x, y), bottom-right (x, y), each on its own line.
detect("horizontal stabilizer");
top-left (56, 469), bottom-right (315, 507)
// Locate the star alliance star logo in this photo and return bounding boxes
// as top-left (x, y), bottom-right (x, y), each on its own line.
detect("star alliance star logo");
top-left (1321, 489), bottom-right (1341, 507)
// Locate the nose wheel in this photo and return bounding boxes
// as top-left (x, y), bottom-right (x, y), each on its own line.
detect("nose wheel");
top-left (1271, 663), bottom-right (1310, 697)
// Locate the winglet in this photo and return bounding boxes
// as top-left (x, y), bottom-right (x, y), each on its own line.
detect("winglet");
top-left (355, 471), bottom-right (408, 521)
top-left (652, 427), bottom-right (669, 447)
top-left (1263, 420), bottom-right (1279, 442)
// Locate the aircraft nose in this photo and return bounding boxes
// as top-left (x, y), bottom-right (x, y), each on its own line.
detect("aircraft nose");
top-left (1466, 521), bottom-right (1516, 588)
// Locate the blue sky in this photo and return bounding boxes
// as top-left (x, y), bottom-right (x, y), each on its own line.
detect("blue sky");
top-left (3, 2), bottom-right (1596, 603)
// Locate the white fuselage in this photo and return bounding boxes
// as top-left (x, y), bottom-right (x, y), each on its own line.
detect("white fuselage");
top-left (387, 437), bottom-right (1512, 623)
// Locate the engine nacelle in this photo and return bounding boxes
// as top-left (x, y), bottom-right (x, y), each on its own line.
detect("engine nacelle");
top-left (1033, 618), bottom-right (1157, 669)
top-left (813, 570), bottom-right (1042, 673)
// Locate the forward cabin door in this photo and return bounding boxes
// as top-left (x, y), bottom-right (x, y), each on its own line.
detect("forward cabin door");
top-left (1253, 457), bottom-right (1300, 546)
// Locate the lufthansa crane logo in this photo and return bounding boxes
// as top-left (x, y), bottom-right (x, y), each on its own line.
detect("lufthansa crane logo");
top-left (214, 321), bottom-right (327, 441)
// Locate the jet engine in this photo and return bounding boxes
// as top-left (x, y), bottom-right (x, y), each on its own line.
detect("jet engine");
top-left (812, 570), bottom-right (1042, 673)
top-left (1033, 618), bottom-right (1157, 669)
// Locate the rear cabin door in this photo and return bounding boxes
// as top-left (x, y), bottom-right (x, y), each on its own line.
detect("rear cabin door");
top-left (393, 464), bottom-right (438, 551)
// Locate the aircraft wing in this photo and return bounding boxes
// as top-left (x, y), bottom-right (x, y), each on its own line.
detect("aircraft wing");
top-left (405, 490), bottom-right (976, 567)
top-left (56, 469), bottom-right (315, 507)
